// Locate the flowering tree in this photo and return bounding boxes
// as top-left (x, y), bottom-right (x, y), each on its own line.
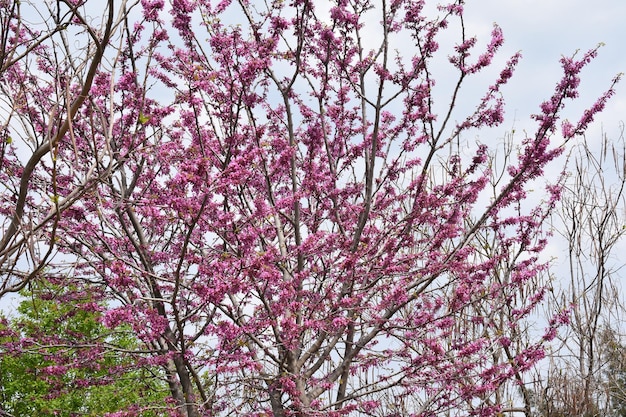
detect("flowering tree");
top-left (1, 0), bottom-right (620, 416)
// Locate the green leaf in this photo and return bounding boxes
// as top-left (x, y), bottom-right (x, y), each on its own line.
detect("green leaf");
top-left (138, 113), bottom-right (150, 124)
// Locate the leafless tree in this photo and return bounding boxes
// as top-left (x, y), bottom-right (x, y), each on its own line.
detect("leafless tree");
top-left (530, 128), bottom-right (626, 416)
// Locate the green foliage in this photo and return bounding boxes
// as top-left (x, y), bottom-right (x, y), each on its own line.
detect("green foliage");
top-left (0, 279), bottom-right (169, 417)
top-left (603, 329), bottom-right (626, 417)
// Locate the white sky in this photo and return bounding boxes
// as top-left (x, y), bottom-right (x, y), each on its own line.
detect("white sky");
top-left (471, 1), bottom-right (626, 336)
top-left (466, 0), bottom-right (626, 138)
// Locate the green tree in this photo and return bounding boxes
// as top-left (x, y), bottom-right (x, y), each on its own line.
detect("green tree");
top-left (0, 278), bottom-right (169, 417)
top-left (602, 328), bottom-right (626, 417)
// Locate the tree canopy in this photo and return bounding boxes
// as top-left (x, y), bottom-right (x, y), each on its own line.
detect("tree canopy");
top-left (0, 0), bottom-right (621, 416)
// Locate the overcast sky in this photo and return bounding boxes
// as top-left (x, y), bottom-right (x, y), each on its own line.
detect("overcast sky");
top-left (468, 1), bottom-right (626, 298)
top-left (466, 0), bottom-right (625, 139)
